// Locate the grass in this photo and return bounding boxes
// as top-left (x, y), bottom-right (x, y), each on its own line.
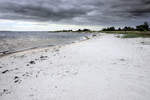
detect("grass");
top-left (101, 31), bottom-right (150, 38)
top-left (122, 33), bottom-right (150, 38)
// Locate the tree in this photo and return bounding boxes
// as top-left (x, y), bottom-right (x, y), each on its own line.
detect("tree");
top-left (143, 22), bottom-right (149, 31)
top-left (83, 29), bottom-right (91, 32)
top-left (118, 27), bottom-right (121, 31)
top-left (136, 22), bottom-right (149, 31)
top-left (101, 22), bottom-right (149, 31)
top-left (122, 26), bottom-right (135, 31)
top-left (109, 27), bottom-right (115, 31)
top-left (123, 26), bottom-right (128, 31)
top-left (102, 27), bottom-right (115, 31)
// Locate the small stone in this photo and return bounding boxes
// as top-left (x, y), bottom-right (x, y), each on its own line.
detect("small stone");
top-left (92, 34), bottom-right (97, 37)
top-left (2, 70), bottom-right (9, 74)
top-left (2, 89), bottom-right (11, 94)
top-left (40, 56), bottom-right (46, 58)
top-left (14, 76), bottom-right (19, 79)
top-left (14, 80), bottom-right (19, 83)
top-left (14, 79), bottom-right (21, 84)
top-left (26, 64), bottom-right (30, 66)
top-left (141, 42), bottom-right (144, 44)
top-left (40, 56), bottom-right (48, 60)
top-left (29, 61), bottom-right (35, 64)
top-left (120, 58), bottom-right (125, 61)
top-left (3, 89), bottom-right (8, 92)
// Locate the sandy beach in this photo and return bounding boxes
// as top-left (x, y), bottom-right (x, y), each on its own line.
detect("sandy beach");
top-left (0, 33), bottom-right (150, 100)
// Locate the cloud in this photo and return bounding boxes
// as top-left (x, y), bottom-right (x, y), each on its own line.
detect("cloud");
top-left (0, 1), bottom-right (91, 21)
top-left (109, 0), bottom-right (150, 17)
top-left (0, 0), bottom-right (150, 26)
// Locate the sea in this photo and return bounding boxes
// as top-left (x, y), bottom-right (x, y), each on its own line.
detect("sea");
top-left (0, 31), bottom-right (91, 55)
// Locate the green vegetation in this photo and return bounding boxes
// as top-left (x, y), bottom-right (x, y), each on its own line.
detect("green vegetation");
top-left (53, 29), bottom-right (97, 33)
top-left (101, 31), bottom-right (150, 38)
top-left (102, 22), bottom-right (149, 31)
top-left (101, 31), bottom-right (150, 34)
top-left (51, 22), bottom-right (150, 38)
top-left (122, 33), bottom-right (150, 38)
top-left (101, 22), bottom-right (150, 38)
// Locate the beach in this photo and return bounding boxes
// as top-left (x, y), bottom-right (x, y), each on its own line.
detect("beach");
top-left (0, 33), bottom-right (150, 100)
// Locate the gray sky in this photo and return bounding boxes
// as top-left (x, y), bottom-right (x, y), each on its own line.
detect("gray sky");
top-left (0, 0), bottom-right (150, 31)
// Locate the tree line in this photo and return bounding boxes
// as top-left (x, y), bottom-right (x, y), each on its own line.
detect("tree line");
top-left (102, 22), bottom-right (150, 31)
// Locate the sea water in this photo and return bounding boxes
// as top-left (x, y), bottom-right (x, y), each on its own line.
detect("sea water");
top-left (0, 31), bottom-right (91, 55)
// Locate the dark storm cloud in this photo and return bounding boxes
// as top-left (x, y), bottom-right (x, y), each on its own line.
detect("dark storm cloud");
top-left (0, 0), bottom-right (150, 26)
top-left (109, 0), bottom-right (150, 17)
top-left (0, 1), bottom-right (92, 21)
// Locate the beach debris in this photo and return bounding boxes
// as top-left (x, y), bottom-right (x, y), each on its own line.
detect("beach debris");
top-left (120, 58), bottom-right (126, 61)
top-left (1, 68), bottom-right (19, 74)
top-left (14, 80), bottom-right (20, 83)
top-left (14, 76), bottom-right (19, 79)
top-left (0, 89), bottom-right (11, 96)
top-left (2, 70), bottom-right (9, 74)
top-left (26, 64), bottom-right (30, 66)
top-left (40, 55), bottom-right (48, 60)
top-left (29, 61), bottom-right (35, 64)
top-left (14, 76), bottom-right (21, 84)
top-left (40, 55), bottom-right (48, 59)
top-left (92, 34), bottom-right (97, 37)
top-left (22, 72), bottom-right (33, 78)
top-left (35, 71), bottom-right (41, 78)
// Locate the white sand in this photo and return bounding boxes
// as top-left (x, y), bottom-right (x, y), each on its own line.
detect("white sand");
top-left (0, 34), bottom-right (150, 100)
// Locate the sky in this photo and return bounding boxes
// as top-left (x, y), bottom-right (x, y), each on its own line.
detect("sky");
top-left (0, 0), bottom-right (150, 31)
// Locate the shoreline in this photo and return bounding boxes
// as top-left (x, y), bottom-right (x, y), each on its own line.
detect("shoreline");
top-left (0, 34), bottom-right (99, 58)
top-left (0, 31), bottom-right (96, 57)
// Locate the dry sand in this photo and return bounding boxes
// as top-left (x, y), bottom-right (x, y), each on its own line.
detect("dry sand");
top-left (0, 34), bottom-right (150, 100)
